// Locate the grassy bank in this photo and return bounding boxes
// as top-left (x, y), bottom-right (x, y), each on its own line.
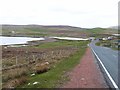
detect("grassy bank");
top-left (19, 41), bottom-right (89, 88)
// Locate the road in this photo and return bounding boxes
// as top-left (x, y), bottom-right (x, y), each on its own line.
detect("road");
top-left (89, 40), bottom-right (119, 89)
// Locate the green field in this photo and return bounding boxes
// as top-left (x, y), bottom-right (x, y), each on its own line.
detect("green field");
top-left (31, 40), bottom-right (87, 48)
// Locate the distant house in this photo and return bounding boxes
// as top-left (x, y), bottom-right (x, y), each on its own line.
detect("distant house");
top-left (102, 38), bottom-right (108, 40)
top-left (89, 37), bottom-right (95, 41)
top-left (107, 36), bottom-right (113, 40)
top-left (11, 31), bottom-right (15, 34)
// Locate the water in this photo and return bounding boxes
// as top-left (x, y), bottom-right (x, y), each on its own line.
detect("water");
top-left (50, 36), bottom-right (89, 41)
top-left (0, 36), bottom-right (45, 45)
top-left (0, 36), bottom-right (89, 45)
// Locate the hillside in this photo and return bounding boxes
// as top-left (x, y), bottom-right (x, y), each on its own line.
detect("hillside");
top-left (1, 24), bottom-right (118, 37)
top-left (1, 24), bottom-right (88, 37)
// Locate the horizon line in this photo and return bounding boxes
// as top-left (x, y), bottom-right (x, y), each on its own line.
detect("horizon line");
top-left (0, 23), bottom-right (116, 29)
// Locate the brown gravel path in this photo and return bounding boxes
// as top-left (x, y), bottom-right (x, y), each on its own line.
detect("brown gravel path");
top-left (62, 48), bottom-right (108, 88)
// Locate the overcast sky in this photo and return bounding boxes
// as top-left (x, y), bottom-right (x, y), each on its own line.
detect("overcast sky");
top-left (0, 0), bottom-right (119, 28)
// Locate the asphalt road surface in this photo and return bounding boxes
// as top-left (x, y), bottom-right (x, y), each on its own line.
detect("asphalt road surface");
top-left (89, 40), bottom-right (119, 89)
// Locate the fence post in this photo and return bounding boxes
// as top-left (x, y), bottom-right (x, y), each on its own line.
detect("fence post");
top-left (33, 55), bottom-right (35, 61)
top-left (16, 56), bottom-right (18, 65)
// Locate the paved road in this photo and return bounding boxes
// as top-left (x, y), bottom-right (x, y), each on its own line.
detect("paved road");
top-left (89, 40), bottom-right (119, 88)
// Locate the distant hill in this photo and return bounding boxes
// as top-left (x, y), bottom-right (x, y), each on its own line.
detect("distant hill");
top-left (2, 24), bottom-right (84, 31)
top-left (1, 24), bottom-right (88, 37)
top-left (109, 26), bottom-right (119, 29)
top-left (1, 24), bottom-right (118, 37)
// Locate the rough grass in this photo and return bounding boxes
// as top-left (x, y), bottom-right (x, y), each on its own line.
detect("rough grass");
top-left (20, 41), bottom-right (88, 88)
top-left (35, 62), bottom-right (50, 74)
top-left (2, 40), bottom-right (89, 88)
top-left (2, 47), bottom-right (74, 83)
top-left (2, 67), bottom-right (29, 82)
top-left (3, 76), bottom-right (28, 88)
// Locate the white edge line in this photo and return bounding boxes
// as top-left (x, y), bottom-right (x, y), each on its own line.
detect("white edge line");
top-left (90, 47), bottom-right (119, 89)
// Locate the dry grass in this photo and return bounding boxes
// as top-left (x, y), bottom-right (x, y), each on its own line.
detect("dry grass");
top-left (2, 46), bottom-right (79, 88)
top-left (3, 76), bottom-right (28, 88)
top-left (2, 46), bottom-right (77, 68)
top-left (35, 62), bottom-right (50, 74)
top-left (2, 67), bottom-right (29, 82)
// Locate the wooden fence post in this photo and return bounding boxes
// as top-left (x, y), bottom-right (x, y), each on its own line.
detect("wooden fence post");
top-left (16, 56), bottom-right (18, 65)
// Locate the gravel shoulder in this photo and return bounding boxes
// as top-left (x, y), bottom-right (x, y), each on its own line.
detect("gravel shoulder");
top-left (62, 48), bottom-right (108, 88)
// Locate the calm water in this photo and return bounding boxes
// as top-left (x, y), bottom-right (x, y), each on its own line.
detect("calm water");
top-left (0, 36), bottom-right (89, 45)
top-left (0, 36), bottom-right (45, 45)
top-left (50, 36), bottom-right (89, 41)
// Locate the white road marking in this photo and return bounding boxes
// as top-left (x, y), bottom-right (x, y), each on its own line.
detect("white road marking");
top-left (90, 47), bottom-right (119, 90)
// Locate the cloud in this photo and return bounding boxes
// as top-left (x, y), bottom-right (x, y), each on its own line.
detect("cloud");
top-left (0, 0), bottom-right (119, 28)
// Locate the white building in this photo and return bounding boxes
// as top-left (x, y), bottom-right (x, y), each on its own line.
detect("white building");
top-left (11, 31), bottom-right (15, 34)
top-left (102, 38), bottom-right (108, 40)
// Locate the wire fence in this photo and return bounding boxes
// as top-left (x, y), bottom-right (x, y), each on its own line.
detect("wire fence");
top-left (2, 46), bottom-right (78, 71)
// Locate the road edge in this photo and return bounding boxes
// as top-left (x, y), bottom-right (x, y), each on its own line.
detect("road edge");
top-left (90, 45), bottom-right (119, 90)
